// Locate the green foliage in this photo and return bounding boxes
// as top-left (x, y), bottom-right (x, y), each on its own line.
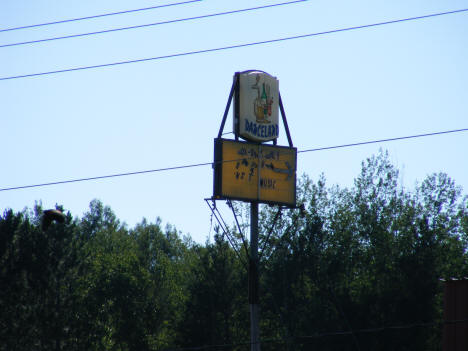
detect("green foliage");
top-left (0, 204), bottom-right (84, 351)
top-left (1, 152), bottom-right (467, 350)
top-left (259, 151), bottom-right (468, 350)
top-left (178, 232), bottom-right (248, 348)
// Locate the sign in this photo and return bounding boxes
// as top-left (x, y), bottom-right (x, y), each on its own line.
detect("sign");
top-left (234, 71), bottom-right (279, 143)
top-left (213, 139), bottom-right (296, 206)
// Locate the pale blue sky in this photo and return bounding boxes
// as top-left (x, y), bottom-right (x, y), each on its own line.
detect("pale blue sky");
top-left (1, 0), bottom-right (467, 242)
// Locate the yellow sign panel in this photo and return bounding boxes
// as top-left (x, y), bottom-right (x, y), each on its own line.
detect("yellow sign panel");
top-left (213, 139), bottom-right (296, 206)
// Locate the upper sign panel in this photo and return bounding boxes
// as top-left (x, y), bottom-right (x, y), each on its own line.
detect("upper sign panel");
top-left (235, 71), bottom-right (279, 143)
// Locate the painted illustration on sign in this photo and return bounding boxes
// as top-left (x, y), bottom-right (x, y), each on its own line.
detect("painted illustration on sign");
top-left (251, 74), bottom-right (274, 124)
top-left (235, 71), bottom-right (279, 143)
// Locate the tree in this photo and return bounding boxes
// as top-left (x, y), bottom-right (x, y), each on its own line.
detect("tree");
top-left (178, 232), bottom-right (248, 349)
top-left (1, 153), bottom-right (467, 351)
top-left (0, 204), bottom-right (84, 351)
top-left (259, 151), bottom-right (468, 350)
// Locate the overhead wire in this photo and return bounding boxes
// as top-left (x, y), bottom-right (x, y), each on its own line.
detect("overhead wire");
top-left (0, 0), bottom-right (308, 49)
top-left (0, 161), bottom-right (212, 192)
top-left (0, 128), bottom-right (466, 193)
top-left (157, 318), bottom-right (468, 350)
top-left (0, 0), bottom-right (203, 33)
top-left (1, 7), bottom-right (467, 81)
top-left (227, 199), bottom-right (250, 259)
top-left (205, 199), bottom-right (247, 267)
top-left (297, 128), bottom-right (468, 154)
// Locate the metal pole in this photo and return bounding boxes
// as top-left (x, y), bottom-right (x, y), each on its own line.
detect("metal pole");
top-left (249, 201), bottom-right (261, 351)
top-left (278, 93), bottom-right (293, 148)
top-left (217, 73), bottom-right (238, 139)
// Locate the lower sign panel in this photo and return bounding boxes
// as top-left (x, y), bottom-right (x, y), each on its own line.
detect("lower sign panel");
top-left (213, 138), bottom-right (296, 206)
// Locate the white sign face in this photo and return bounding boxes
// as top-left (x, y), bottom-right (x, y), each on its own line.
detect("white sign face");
top-left (236, 71), bottom-right (279, 143)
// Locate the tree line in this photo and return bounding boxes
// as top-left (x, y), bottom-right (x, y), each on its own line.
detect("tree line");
top-left (1, 151), bottom-right (467, 350)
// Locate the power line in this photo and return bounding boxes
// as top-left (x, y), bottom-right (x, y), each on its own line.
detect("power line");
top-left (0, 161), bottom-right (212, 192)
top-left (158, 318), bottom-right (467, 351)
top-left (1, 128), bottom-right (466, 193)
top-left (0, 0), bottom-right (202, 33)
top-left (0, 0), bottom-right (308, 49)
top-left (1, 7), bottom-right (467, 81)
top-left (298, 128), bottom-right (468, 154)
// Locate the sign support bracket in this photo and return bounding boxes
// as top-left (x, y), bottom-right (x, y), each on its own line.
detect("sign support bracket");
top-left (217, 73), bottom-right (239, 139)
top-left (279, 92), bottom-right (293, 148)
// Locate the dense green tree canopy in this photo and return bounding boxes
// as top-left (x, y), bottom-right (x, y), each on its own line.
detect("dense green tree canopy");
top-left (1, 151), bottom-right (467, 350)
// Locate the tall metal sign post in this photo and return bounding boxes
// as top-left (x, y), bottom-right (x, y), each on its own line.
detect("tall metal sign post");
top-left (212, 70), bottom-right (296, 351)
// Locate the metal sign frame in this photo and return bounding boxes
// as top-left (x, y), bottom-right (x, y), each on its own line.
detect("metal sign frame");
top-left (217, 71), bottom-right (294, 148)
